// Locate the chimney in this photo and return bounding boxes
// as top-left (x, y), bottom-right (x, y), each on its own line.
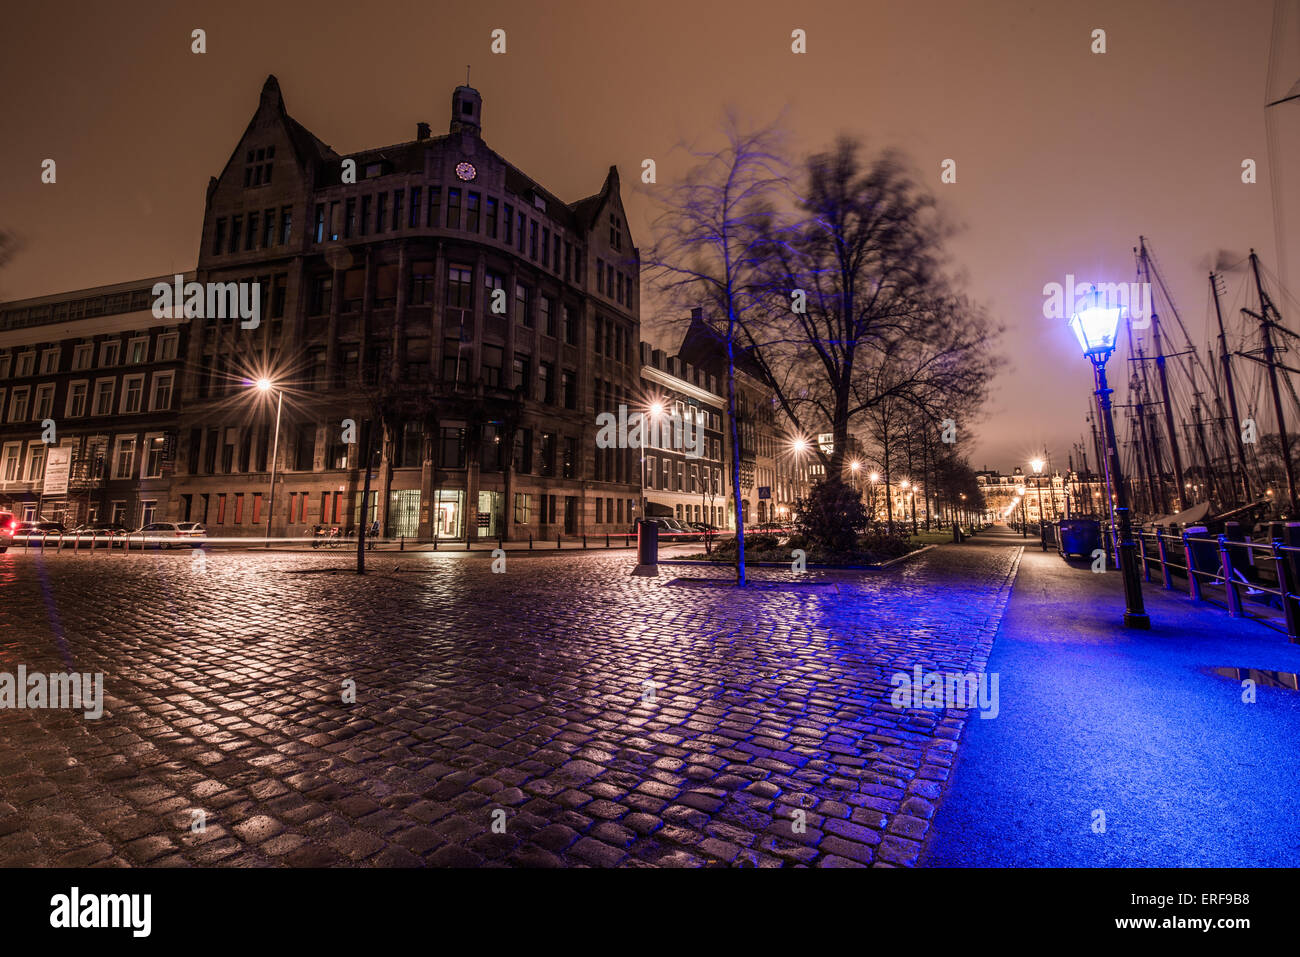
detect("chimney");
top-left (416, 122), bottom-right (431, 141)
top-left (691, 307), bottom-right (703, 321)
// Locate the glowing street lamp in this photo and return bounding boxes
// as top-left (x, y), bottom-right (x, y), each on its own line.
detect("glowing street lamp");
top-left (252, 377), bottom-right (283, 546)
top-left (1069, 288), bottom-right (1150, 628)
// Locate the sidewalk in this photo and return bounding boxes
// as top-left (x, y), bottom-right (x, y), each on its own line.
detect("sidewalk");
top-left (924, 525), bottom-right (1300, 867)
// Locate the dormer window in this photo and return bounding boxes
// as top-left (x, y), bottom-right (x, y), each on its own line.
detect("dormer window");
top-left (244, 146), bottom-right (275, 187)
top-left (364, 162), bottom-right (384, 179)
top-left (610, 214), bottom-right (623, 251)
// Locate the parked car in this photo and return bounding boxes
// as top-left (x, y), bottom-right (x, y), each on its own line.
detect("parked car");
top-left (176, 522), bottom-right (209, 545)
top-left (658, 518), bottom-right (698, 541)
top-left (0, 511), bottom-right (13, 552)
top-left (11, 521), bottom-right (66, 546)
top-left (134, 522), bottom-right (208, 548)
top-left (69, 521), bottom-right (130, 548)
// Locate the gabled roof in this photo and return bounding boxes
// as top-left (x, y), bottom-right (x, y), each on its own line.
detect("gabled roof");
top-left (568, 166), bottom-right (620, 232)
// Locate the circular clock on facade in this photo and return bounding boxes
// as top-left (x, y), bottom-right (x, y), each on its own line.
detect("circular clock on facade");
top-left (455, 162), bottom-right (477, 181)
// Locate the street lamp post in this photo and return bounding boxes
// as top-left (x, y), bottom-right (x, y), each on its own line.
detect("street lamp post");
top-left (1031, 457), bottom-right (1048, 550)
top-left (1069, 291), bottom-right (1150, 628)
top-left (255, 378), bottom-right (283, 547)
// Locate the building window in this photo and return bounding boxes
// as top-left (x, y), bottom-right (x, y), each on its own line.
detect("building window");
top-left (376, 194), bottom-right (387, 232)
top-left (514, 492), bottom-right (530, 525)
top-left (539, 362), bottom-right (554, 404)
top-left (562, 436), bottom-right (576, 478)
top-left (439, 425), bottom-right (466, 469)
top-left (230, 215), bottom-right (242, 252)
top-left (427, 187), bottom-right (441, 227)
top-left (157, 334), bottom-right (178, 361)
top-left (151, 373), bottom-right (174, 411)
top-left (393, 189), bottom-right (404, 230)
top-left (411, 262), bottom-right (435, 305)
top-left (562, 370), bottom-right (576, 409)
top-left (40, 348), bottom-right (59, 374)
top-left (25, 442), bottom-right (46, 483)
top-left (513, 353), bottom-right (530, 392)
top-left (529, 221), bottom-right (538, 260)
top-left (32, 384), bottom-right (53, 420)
top-left (66, 381), bottom-right (88, 418)
top-left (597, 258), bottom-right (604, 293)
top-left (280, 206), bottom-right (293, 244)
top-left (482, 344), bottom-right (503, 388)
top-left (409, 186), bottom-right (422, 228)
top-left (563, 304), bottom-right (579, 345)
top-left (466, 192), bottom-right (480, 232)
top-left (515, 284), bottom-right (532, 326)
top-left (514, 429), bottom-right (533, 474)
top-left (540, 432), bottom-right (555, 477)
top-left (143, 435), bottom-right (166, 478)
top-left (246, 211), bottom-right (258, 250)
top-left (540, 297), bottom-right (555, 337)
top-left (127, 337), bottom-right (148, 364)
top-left (92, 380), bottom-right (114, 416)
top-left (113, 436), bottom-right (136, 480)
top-left (447, 264), bottom-right (473, 309)
top-left (486, 197), bottom-right (498, 238)
top-left (1, 443), bottom-right (19, 482)
top-left (447, 188), bottom-right (461, 229)
top-left (213, 218), bottom-right (227, 255)
top-left (73, 343), bottom-right (93, 370)
top-left (262, 209), bottom-right (276, 247)
top-left (99, 341), bottom-right (119, 366)
top-left (504, 203), bottom-right (514, 244)
top-left (484, 271), bottom-right (505, 316)
top-left (8, 387), bottom-right (29, 423)
top-left (610, 213), bottom-right (623, 250)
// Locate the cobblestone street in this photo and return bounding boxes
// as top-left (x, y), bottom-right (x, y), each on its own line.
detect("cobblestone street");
top-left (0, 543), bottom-right (1018, 868)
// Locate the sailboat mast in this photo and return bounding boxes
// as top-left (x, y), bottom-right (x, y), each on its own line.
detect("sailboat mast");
top-left (1141, 239), bottom-right (1187, 511)
top-left (1250, 248), bottom-right (1299, 513)
top-left (1211, 271), bottom-right (1252, 502)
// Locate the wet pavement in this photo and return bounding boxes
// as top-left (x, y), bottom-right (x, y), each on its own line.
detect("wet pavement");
top-left (0, 541), bottom-right (1017, 867)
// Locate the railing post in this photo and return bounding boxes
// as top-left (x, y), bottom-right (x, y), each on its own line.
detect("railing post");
top-left (1271, 541), bottom-right (1300, 641)
top-left (1155, 529), bottom-right (1173, 589)
top-left (1183, 532), bottom-right (1202, 601)
top-left (1138, 533), bottom-right (1151, 583)
top-left (1218, 534), bottom-right (1243, 618)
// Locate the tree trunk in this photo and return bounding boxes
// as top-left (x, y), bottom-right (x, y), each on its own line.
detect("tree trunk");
top-left (727, 305), bottom-right (746, 586)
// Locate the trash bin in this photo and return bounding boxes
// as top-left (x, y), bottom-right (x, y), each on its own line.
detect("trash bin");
top-left (1057, 518), bottom-right (1100, 558)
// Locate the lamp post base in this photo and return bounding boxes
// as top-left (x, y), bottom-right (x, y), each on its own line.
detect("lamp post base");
top-left (1123, 611), bottom-right (1151, 629)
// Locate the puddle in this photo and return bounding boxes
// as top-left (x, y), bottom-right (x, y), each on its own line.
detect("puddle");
top-left (1206, 667), bottom-right (1300, 690)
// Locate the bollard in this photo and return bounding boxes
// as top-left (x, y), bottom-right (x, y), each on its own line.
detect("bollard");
top-left (1155, 529), bottom-right (1173, 589)
top-left (1183, 532), bottom-right (1202, 601)
top-left (1271, 541), bottom-right (1300, 642)
top-left (605, 533), bottom-right (610, 549)
top-left (1218, 534), bottom-right (1242, 618)
top-left (582, 534), bottom-right (587, 549)
top-left (631, 518), bottom-right (658, 576)
top-left (400, 535), bottom-right (405, 552)
top-left (557, 535), bottom-right (561, 549)
top-left (529, 534), bottom-right (533, 550)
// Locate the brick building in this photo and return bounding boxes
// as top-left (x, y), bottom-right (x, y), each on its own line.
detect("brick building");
top-left (174, 76), bottom-right (641, 540)
top-left (0, 275), bottom-right (189, 527)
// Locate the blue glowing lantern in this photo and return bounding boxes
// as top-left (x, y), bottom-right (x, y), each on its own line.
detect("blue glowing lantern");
top-left (1068, 291), bottom-right (1124, 359)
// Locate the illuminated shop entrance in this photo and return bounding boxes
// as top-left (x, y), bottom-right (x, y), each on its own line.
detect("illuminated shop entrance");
top-left (387, 490), bottom-right (420, 538)
top-left (432, 489), bottom-right (463, 538)
top-left (477, 491), bottom-right (501, 539)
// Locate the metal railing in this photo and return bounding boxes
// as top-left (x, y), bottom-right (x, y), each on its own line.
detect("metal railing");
top-left (1122, 527), bottom-right (1300, 641)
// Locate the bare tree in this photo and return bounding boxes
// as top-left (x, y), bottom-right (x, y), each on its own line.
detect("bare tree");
top-left (643, 118), bottom-right (788, 586)
top-left (744, 138), bottom-right (1001, 479)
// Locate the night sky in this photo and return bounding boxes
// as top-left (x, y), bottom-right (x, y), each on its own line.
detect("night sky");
top-left (0, 0), bottom-right (1290, 472)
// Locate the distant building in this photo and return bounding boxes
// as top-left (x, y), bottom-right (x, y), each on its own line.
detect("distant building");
top-left (637, 342), bottom-right (728, 527)
top-left (0, 275), bottom-right (190, 527)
